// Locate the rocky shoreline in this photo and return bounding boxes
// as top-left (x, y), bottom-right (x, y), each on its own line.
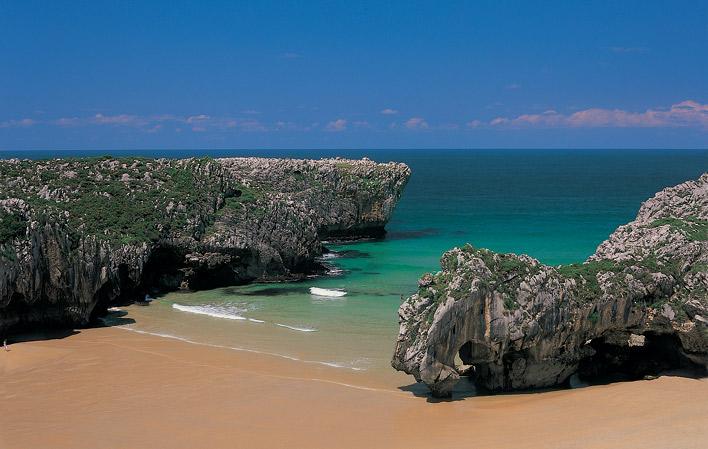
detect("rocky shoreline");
top-left (0, 156), bottom-right (410, 335)
top-left (393, 174), bottom-right (708, 397)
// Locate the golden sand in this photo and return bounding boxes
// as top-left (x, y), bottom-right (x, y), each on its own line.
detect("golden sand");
top-left (1, 326), bottom-right (706, 449)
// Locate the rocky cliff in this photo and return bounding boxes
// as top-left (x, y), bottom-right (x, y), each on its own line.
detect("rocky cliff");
top-left (0, 156), bottom-right (410, 335)
top-left (392, 174), bottom-right (708, 397)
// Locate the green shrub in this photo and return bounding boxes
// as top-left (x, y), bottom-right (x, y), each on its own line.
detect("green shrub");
top-left (651, 216), bottom-right (708, 241)
top-left (557, 259), bottom-right (621, 302)
top-left (0, 211), bottom-right (26, 244)
top-left (0, 157), bottom-right (225, 245)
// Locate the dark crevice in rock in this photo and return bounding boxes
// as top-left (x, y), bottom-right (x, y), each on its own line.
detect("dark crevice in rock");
top-left (578, 331), bottom-right (706, 382)
top-left (141, 246), bottom-right (188, 292)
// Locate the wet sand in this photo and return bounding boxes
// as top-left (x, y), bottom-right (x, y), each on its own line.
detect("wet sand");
top-left (1, 325), bottom-right (707, 449)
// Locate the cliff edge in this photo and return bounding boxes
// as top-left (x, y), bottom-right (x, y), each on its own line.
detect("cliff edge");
top-left (0, 156), bottom-right (410, 335)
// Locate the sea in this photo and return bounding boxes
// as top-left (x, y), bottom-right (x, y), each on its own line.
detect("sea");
top-left (4, 149), bottom-right (708, 380)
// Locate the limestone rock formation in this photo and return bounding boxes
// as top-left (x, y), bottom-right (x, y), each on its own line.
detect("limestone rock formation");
top-left (392, 174), bottom-right (708, 397)
top-left (0, 156), bottom-right (410, 335)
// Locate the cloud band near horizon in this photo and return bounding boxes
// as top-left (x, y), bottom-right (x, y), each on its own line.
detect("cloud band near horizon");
top-left (2, 100), bottom-right (706, 133)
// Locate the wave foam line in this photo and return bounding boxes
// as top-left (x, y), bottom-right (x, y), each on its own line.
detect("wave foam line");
top-left (318, 252), bottom-right (339, 260)
top-left (172, 304), bottom-right (246, 320)
top-left (275, 323), bottom-right (318, 332)
top-left (110, 324), bottom-right (371, 375)
top-left (171, 304), bottom-right (317, 333)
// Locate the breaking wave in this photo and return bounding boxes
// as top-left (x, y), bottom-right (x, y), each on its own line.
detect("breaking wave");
top-left (172, 304), bottom-right (247, 320)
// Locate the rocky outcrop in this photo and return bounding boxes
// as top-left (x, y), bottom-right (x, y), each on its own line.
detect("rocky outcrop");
top-left (217, 158), bottom-right (408, 238)
top-left (392, 174), bottom-right (708, 397)
top-left (0, 156), bottom-right (410, 335)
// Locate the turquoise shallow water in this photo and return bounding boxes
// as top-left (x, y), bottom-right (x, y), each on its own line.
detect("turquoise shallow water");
top-left (7, 149), bottom-right (708, 375)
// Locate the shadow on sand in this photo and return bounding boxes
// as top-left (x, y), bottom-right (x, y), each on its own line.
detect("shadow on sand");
top-left (5, 328), bottom-right (80, 347)
top-left (398, 368), bottom-right (707, 403)
top-left (3, 309), bottom-right (137, 349)
top-left (96, 309), bottom-right (136, 327)
top-left (398, 377), bottom-right (480, 403)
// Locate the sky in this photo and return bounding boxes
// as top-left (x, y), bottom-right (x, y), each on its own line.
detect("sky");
top-left (1, 0), bottom-right (707, 150)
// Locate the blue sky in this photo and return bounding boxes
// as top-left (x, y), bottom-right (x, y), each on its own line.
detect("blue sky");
top-left (1, 0), bottom-right (706, 150)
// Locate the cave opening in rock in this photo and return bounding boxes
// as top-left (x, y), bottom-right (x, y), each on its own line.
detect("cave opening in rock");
top-left (141, 246), bottom-right (188, 292)
top-left (578, 331), bottom-right (706, 382)
top-left (456, 340), bottom-right (487, 378)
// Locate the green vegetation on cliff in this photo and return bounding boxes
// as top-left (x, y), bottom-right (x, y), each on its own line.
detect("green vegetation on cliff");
top-left (0, 211), bottom-right (26, 244)
top-left (651, 216), bottom-right (708, 241)
top-left (418, 239), bottom-right (697, 313)
top-left (0, 156), bottom-right (227, 245)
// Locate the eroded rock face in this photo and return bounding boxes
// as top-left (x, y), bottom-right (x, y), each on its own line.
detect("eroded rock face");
top-left (0, 156), bottom-right (410, 335)
top-left (392, 174), bottom-right (708, 397)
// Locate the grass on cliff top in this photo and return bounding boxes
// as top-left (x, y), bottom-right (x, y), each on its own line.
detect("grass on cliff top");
top-left (0, 157), bottom-right (224, 245)
top-left (557, 255), bottom-right (684, 303)
top-left (650, 216), bottom-right (708, 241)
top-left (437, 245), bottom-right (540, 311)
top-left (0, 211), bottom-right (26, 244)
top-left (211, 184), bottom-right (268, 222)
top-left (225, 184), bottom-right (262, 206)
top-left (557, 260), bottom-right (620, 301)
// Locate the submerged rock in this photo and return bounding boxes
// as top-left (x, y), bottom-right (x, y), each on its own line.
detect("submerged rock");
top-left (0, 156), bottom-right (410, 335)
top-left (392, 174), bottom-right (708, 397)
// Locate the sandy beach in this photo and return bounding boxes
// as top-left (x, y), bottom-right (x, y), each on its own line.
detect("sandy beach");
top-left (3, 1), bottom-right (708, 448)
top-left (2, 321), bottom-right (706, 449)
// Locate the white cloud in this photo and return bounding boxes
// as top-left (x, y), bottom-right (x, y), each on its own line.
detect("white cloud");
top-left (54, 117), bottom-right (83, 127)
top-left (6, 99), bottom-right (704, 137)
top-left (486, 100), bottom-right (708, 129)
top-left (0, 118), bottom-right (36, 128)
top-left (186, 114), bottom-right (210, 124)
top-left (92, 114), bottom-right (146, 126)
top-left (380, 108), bottom-right (398, 115)
top-left (275, 121), bottom-right (298, 131)
top-left (326, 119), bottom-right (347, 132)
top-left (404, 117), bottom-right (428, 130)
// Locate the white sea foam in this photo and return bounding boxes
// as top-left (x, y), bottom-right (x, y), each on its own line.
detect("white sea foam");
top-left (108, 324), bottom-right (369, 373)
top-left (172, 304), bottom-right (314, 333)
top-left (172, 303), bottom-right (247, 321)
top-left (275, 323), bottom-right (318, 332)
top-left (319, 361), bottom-right (368, 371)
top-left (309, 287), bottom-right (347, 297)
top-left (319, 252), bottom-right (339, 260)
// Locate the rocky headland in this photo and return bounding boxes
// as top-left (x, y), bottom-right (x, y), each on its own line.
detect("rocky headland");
top-left (0, 156), bottom-right (410, 335)
top-left (393, 174), bottom-right (708, 397)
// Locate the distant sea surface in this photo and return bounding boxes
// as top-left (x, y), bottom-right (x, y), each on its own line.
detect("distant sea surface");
top-left (5, 149), bottom-right (708, 378)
